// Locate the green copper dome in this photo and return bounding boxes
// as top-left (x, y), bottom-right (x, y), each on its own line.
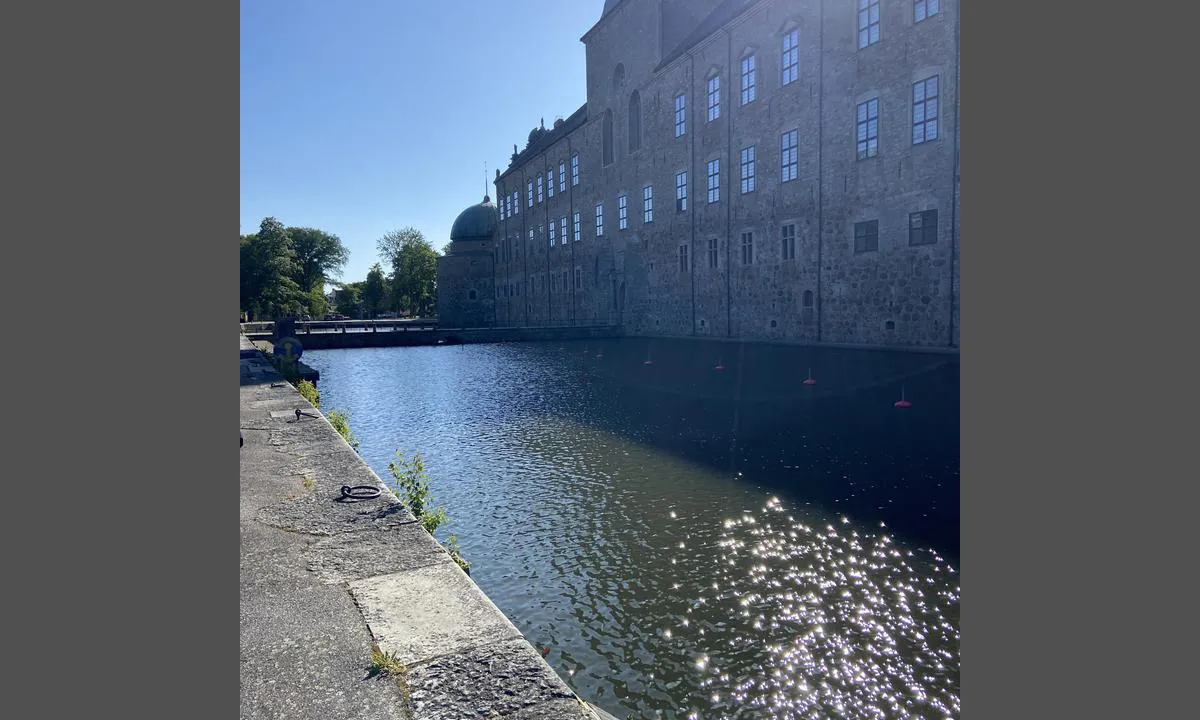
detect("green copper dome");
top-left (449, 196), bottom-right (498, 241)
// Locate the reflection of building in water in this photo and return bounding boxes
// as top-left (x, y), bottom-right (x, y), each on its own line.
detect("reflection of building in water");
top-left (438, 0), bottom-right (958, 349)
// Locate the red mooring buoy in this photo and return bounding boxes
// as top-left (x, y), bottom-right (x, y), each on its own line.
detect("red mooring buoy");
top-left (714, 361), bottom-right (727, 372)
top-left (894, 386), bottom-right (912, 408)
top-left (803, 367), bottom-right (817, 386)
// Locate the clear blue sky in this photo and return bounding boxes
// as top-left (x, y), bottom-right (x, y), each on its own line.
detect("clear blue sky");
top-left (241, 0), bottom-right (603, 287)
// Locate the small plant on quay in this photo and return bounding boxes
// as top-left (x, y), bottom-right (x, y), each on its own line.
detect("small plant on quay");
top-left (387, 450), bottom-right (471, 574)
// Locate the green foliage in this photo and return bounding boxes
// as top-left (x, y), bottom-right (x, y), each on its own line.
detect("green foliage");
top-left (288, 227), bottom-right (350, 292)
top-left (369, 643), bottom-right (405, 677)
top-left (333, 283), bottom-right (362, 317)
top-left (377, 228), bottom-right (438, 317)
top-left (387, 450), bottom-right (469, 572)
top-left (444, 534), bottom-right (470, 573)
top-left (239, 217), bottom-right (351, 321)
top-left (295, 379), bottom-right (320, 408)
top-left (362, 263), bottom-right (388, 318)
top-left (327, 409), bottom-right (359, 451)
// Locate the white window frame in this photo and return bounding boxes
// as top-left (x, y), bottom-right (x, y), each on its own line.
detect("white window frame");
top-left (571, 154), bottom-right (580, 186)
top-left (642, 185), bottom-right (654, 223)
top-left (674, 94), bottom-right (686, 137)
top-left (781, 130), bottom-right (798, 183)
top-left (595, 202), bottom-right (604, 236)
top-left (706, 75), bottom-right (721, 122)
top-left (740, 145), bottom-right (756, 194)
top-left (782, 30), bottom-right (799, 85)
top-left (573, 212), bottom-right (581, 242)
top-left (913, 75), bottom-right (939, 144)
top-left (856, 97), bottom-right (879, 159)
top-left (858, 0), bottom-right (880, 49)
top-left (914, 0), bottom-right (940, 23)
top-left (740, 55), bottom-right (756, 106)
top-left (706, 159), bottom-right (720, 203)
top-left (676, 171), bottom-right (688, 212)
top-left (618, 195), bottom-right (628, 230)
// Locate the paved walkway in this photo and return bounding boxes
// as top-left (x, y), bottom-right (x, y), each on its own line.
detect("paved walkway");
top-left (240, 334), bottom-right (603, 720)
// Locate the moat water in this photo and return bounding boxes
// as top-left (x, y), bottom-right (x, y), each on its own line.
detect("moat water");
top-left (303, 338), bottom-right (960, 720)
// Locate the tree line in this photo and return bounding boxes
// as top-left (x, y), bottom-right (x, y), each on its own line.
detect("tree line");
top-left (239, 217), bottom-right (442, 321)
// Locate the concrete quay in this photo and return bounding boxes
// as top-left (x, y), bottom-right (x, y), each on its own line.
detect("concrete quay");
top-left (240, 333), bottom-right (614, 720)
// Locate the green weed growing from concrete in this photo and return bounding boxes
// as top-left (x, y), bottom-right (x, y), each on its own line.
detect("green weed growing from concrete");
top-left (295, 379), bottom-right (319, 407)
top-left (387, 450), bottom-right (471, 574)
top-left (326, 410), bottom-right (360, 451)
top-left (369, 643), bottom-right (405, 677)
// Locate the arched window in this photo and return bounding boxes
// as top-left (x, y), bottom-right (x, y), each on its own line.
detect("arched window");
top-left (628, 90), bottom-right (641, 152)
top-left (803, 290), bottom-right (814, 307)
top-left (613, 63), bottom-right (625, 90)
top-left (603, 109), bottom-right (614, 166)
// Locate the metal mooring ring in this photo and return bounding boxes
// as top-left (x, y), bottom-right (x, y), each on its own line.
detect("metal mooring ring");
top-left (340, 485), bottom-right (381, 500)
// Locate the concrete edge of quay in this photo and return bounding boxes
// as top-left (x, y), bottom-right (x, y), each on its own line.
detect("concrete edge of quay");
top-left (240, 332), bottom-right (614, 720)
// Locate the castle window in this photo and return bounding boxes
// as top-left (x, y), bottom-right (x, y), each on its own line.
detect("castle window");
top-left (613, 63), bottom-right (625, 89)
top-left (603, 109), bottom-right (614, 166)
top-left (781, 129), bottom-right (798, 182)
top-left (527, 181), bottom-right (533, 207)
top-left (740, 55), bottom-right (756, 106)
top-left (856, 97), bottom-right (879, 159)
top-left (642, 185), bottom-right (653, 223)
top-left (549, 223), bottom-right (555, 247)
top-left (512, 191), bottom-right (518, 215)
top-left (858, 0), bottom-right (880, 49)
top-left (914, 0), bottom-right (940, 23)
top-left (707, 75), bottom-right (721, 121)
top-left (740, 145), bottom-right (756, 194)
top-left (781, 224), bottom-right (796, 260)
top-left (537, 174), bottom-right (544, 203)
top-left (571, 154), bottom-right (580, 185)
top-left (674, 94), bottom-right (686, 137)
top-left (676, 171), bottom-right (688, 212)
top-left (548, 167), bottom-right (554, 198)
top-left (595, 202), bottom-right (604, 236)
top-left (909, 209), bottom-right (938, 245)
top-left (560, 217), bottom-right (568, 245)
top-left (574, 267), bottom-right (582, 290)
top-left (708, 237), bottom-right (719, 268)
top-left (741, 232), bottom-right (754, 265)
top-left (855, 219), bottom-right (879, 253)
top-left (913, 75), bottom-right (939, 144)
top-left (559, 162), bottom-right (567, 192)
top-left (679, 245), bottom-right (690, 273)
top-left (618, 194), bottom-right (628, 230)
top-left (573, 212), bottom-right (581, 242)
top-left (803, 290), bottom-right (814, 307)
top-left (782, 30), bottom-right (799, 85)
top-left (707, 159), bottom-right (720, 203)
top-left (629, 90), bottom-right (642, 152)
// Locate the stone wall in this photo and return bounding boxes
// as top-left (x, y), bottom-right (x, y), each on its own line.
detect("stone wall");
top-left (484, 0), bottom-right (959, 351)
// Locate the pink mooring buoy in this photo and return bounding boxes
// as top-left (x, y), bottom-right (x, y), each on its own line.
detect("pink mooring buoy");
top-left (643, 359), bottom-right (654, 366)
top-left (714, 361), bottom-right (727, 372)
top-left (894, 386), bottom-right (912, 408)
top-left (803, 367), bottom-right (817, 386)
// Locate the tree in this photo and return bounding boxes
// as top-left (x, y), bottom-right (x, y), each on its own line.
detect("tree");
top-left (378, 227), bottom-right (439, 317)
top-left (362, 263), bottom-right (388, 318)
top-left (288, 226), bottom-right (350, 299)
top-left (333, 282), bottom-right (362, 317)
top-left (239, 217), bottom-right (304, 320)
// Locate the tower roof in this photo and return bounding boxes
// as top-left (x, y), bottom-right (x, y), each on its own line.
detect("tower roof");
top-left (449, 196), bottom-right (498, 241)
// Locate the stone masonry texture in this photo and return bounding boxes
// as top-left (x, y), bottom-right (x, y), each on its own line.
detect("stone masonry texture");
top-left (443, 0), bottom-right (959, 350)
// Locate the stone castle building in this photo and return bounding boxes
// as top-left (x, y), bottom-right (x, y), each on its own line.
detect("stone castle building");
top-left (438, 0), bottom-right (959, 349)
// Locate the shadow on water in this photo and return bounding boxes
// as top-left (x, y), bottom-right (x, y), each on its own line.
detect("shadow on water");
top-left (302, 337), bottom-right (959, 720)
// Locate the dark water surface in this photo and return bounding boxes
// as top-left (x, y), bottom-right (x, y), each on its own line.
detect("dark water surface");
top-left (303, 338), bottom-right (959, 720)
